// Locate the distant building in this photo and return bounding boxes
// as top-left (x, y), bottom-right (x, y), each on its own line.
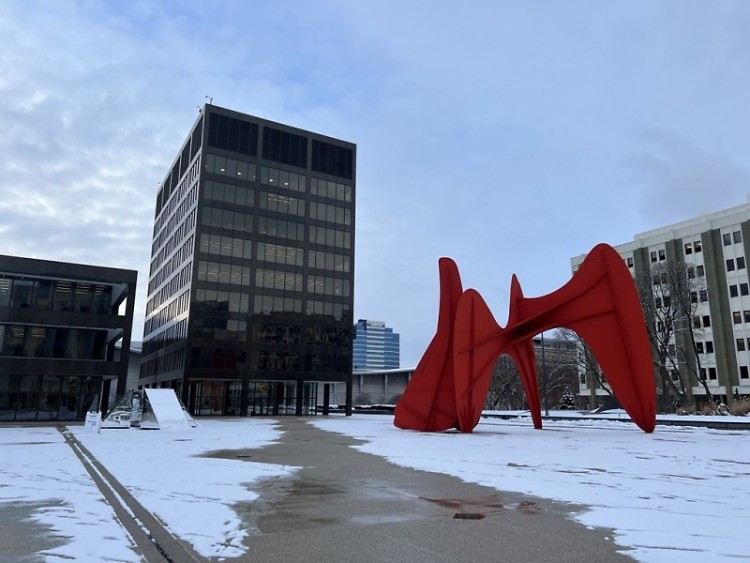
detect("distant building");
top-left (140, 103), bottom-right (356, 416)
top-left (572, 199), bottom-right (750, 407)
top-left (352, 319), bottom-right (399, 372)
top-left (0, 255), bottom-right (136, 421)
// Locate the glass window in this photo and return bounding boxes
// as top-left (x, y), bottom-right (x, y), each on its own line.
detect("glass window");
top-left (706, 341), bottom-right (713, 354)
top-left (684, 242), bottom-right (692, 254)
top-left (738, 256), bottom-right (746, 270)
top-left (734, 231), bottom-right (743, 244)
top-left (723, 233), bottom-right (732, 246)
top-left (709, 368), bottom-right (717, 380)
top-left (694, 240), bottom-right (702, 252)
top-left (658, 249), bottom-right (666, 261)
top-left (696, 342), bottom-right (704, 354)
top-left (733, 311), bottom-right (742, 324)
top-left (745, 310), bottom-right (750, 323)
top-left (0, 278), bottom-right (10, 307)
top-left (697, 265), bottom-right (705, 277)
top-left (742, 283), bottom-right (749, 296)
top-left (650, 251), bottom-right (657, 263)
top-left (702, 315), bottom-right (711, 327)
top-left (741, 366), bottom-right (749, 379)
top-left (53, 282), bottom-right (73, 311)
top-left (727, 259), bottom-right (736, 272)
top-left (730, 285), bottom-right (739, 298)
top-left (699, 289), bottom-right (708, 302)
top-left (737, 339), bottom-right (746, 352)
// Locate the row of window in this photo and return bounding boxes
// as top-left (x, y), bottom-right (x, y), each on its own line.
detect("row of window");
top-left (204, 179), bottom-right (254, 208)
top-left (732, 310), bottom-right (750, 324)
top-left (148, 233), bottom-right (195, 295)
top-left (308, 274), bottom-right (351, 297)
top-left (693, 315), bottom-right (711, 329)
top-left (153, 178), bottom-right (198, 250)
top-left (199, 234), bottom-right (253, 260)
top-left (204, 153), bottom-right (257, 182)
top-left (142, 318), bottom-right (188, 357)
top-left (257, 242), bottom-right (304, 267)
top-left (195, 289), bottom-right (250, 314)
top-left (695, 341), bottom-right (714, 354)
top-left (309, 201), bottom-right (352, 226)
top-left (144, 289), bottom-right (190, 337)
top-left (651, 264), bottom-right (705, 286)
top-left (699, 367), bottom-right (717, 381)
top-left (683, 240), bottom-right (703, 255)
top-left (199, 237), bottom-right (351, 274)
top-left (727, 257), bottom-right (746, 272)
top-left (0, 277), bottom-right (115, 315)
top-left (256, 268), bottom-right (304, 292)
top-left (203, 153), bottom-right (355, 204)
top-left (0, 324), bottom-right (108, 360)
top-left (202, 206), bottom-right (253, 233)
top-left (140, 346), bottom-right (186, 378)
top-left (730, 283), bottom-right (749, 298)
top-left (146, 261), bottom-right (192, 318)
top-left (309, 225), bottom-right (352, 249)
top-left (260, 191), bottom-right (305, 217)
top-left (0, 374), bottom-right (102, 422)
top-left (723, 231), bottom-right (743, 246)
top-left (261, 166), bottom-right (307, 192)
top-left (650, 249), bottom-right (667, 263)
top-left (310, 177), bottom-right (353, 203)
top-left (258, 216), bottom-right (305, 242)
top-left (671, 366), bottom-right (750, 383)
top-left (156, 155), bottom-right (201, 226)
top-left (188, 346), bottom-right (350, 374)
top-left (191, 318), bottom-right (247, 343)
top-left (196, 261), bottom-right (252, 286)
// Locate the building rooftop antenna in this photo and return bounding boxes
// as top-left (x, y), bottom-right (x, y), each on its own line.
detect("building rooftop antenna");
top-left (205, 95), bottom-right (213, 105)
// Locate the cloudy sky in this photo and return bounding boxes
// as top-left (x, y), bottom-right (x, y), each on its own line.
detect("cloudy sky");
top-left (2, 1), bottom-right (750, 366)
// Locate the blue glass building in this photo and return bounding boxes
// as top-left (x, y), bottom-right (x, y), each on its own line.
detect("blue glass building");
top-left (352, 319), bottom-right (399, 372)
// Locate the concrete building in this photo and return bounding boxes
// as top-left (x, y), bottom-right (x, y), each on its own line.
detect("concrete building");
top-left (572, 199), bottom-right (750, 406)
top-left (0, 255), bottom-right (136, 421)
top-left (352, 319), bottom-right (400, 372)
top-left (140, 104), bottom-right (356, 416)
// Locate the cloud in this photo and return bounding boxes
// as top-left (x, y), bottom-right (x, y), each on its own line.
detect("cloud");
top-left (625, 129), bottom-right (750, 224)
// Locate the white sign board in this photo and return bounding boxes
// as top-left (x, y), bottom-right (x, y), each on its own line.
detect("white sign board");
top-left (84, 411), bottom-right (101, 433)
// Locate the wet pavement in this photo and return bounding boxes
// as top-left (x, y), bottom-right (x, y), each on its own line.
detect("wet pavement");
top-left (209, 419), bottom-right (635, 563)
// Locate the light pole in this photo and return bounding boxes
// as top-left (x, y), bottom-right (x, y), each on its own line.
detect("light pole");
top-left (540, 332), bottom-right (548, 416)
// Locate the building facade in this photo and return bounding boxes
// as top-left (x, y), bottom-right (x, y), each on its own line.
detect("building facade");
top-left (572, 200), bottom-right (750, 407)
top-left (0, 255), bottom-right (136, 421)
top-left (140, 104), bottom-right (356, 416)
top-left (352, 319), bottom-right (400, 372)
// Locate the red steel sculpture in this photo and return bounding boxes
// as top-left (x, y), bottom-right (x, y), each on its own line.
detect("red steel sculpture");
top-left (394, 243), bottom-right (656, 434)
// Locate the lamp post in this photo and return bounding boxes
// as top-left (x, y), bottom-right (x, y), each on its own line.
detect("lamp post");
top-left (540, 332), bottom-right (548, 416)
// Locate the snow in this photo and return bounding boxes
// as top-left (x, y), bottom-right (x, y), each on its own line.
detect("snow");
top-left (1, 414), bottom-right (749, 562)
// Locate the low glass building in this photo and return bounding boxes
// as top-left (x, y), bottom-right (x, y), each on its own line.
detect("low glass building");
top-left (0, 255), bottom-right (137, 421)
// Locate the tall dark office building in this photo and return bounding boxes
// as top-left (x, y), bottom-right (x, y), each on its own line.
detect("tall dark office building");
top-left (140, 104), bottom-right (355, 416)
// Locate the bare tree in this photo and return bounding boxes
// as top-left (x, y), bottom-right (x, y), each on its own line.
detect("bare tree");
top-left (635, 260), bottom-right (711, 412)
top-left (555, 328), bottom-right (612, 395)
top-left (485, 355), bottom-right (526, 410)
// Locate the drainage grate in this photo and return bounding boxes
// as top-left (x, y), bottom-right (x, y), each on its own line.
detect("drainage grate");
top-left (453, 513), bottom-right (485, 520)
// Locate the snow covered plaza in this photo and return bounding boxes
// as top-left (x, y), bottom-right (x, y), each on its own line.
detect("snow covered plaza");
top-left (1, 414), bottom-right (748, 562)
